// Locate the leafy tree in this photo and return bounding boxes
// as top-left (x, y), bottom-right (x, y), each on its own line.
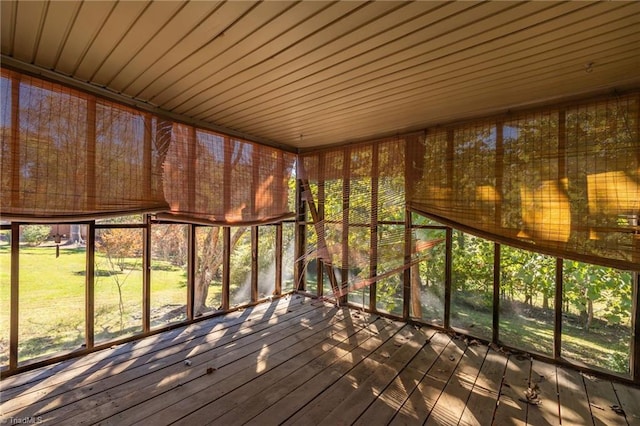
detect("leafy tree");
top-left (96, 228), bottom-right (142, 330)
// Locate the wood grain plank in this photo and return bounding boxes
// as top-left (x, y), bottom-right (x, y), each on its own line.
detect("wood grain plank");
top-left (389, 336), bottom-right (465, 425)
top-left (243, 318), bottom-right (406, 426)
top-left (458, 348), bottom-right (508, 426)
top-left (557, 367), bottom-right (594, 426)
top-left (527, 359), bottom-right (560, 426)
top-left (4, 301), bottom-right (327, 422)
top-left (176, 316), bottom-right (396, 426)
top-left (317, 329), bottom-right (428, 425)
top-left (425, 342), bottom-right (490, 425)
top-left (0, 296), bottom-right (313, 403)
top-left (283, 324), bottom-right (416, 426)
top-left (0, 295), bottom-right (307, 392)
top-left (54, 305), bottom-right (342, 425)
top-left (584, 375), bottom-right (629, 426)
top-left (353, 329), bottom-right (447, 426)
top-left (613, 382), bottom-right (640, 426)
top-left (492, 355), bottom-right (532, 426)
top-left (130, 309), bottom-right (378, 426)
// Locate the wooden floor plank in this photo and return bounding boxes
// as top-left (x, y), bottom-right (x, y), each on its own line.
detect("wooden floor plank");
top-left (526, 359), bottom-right (560, 426)
top-left (0, 295), bottom-right (312, 407)
top-left (1, 297), bottom-right (637, 426)
top-left (70, 303), bottom-right (343, 425)
top-left (284, 324), bottom-right (417, 426)
top-left (613, 382), bottom-right (640, 426)
top-left (389, 336), bottom-right (466, 425)
top-left (557, 366), bottom-right (595, 426)
top-left (459, 348), bottom-right (508, 426)
top-left (0, 295), bottom-right (305, 394)
top-left (194, 316), bottom-right (398, 426)
top-left (153, 312), bottom-right (386, 426)
top-left (352, 329), bottom-right (446, 426)
top-left (424, 342), bottom-right (489, 426)
top-left (317, 328), bottom-right (428, 426)
top-left (492, 354), bottom-right (531, 426)
top-left (584, 375), bottom-right (629, 426)
top-left (11, 301), bottom-right (327, 423)
top-left (245, 318), bottom-right (407, 426)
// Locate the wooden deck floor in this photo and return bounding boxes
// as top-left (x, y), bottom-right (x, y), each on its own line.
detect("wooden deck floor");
top-left (1, 295), bottom-right (639, 426)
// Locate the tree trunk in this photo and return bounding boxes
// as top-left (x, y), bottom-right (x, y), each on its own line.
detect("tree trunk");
top-left (193, 227), bottom-right (247, 316)
top-left (194, 228), bottom-right (220, 316)
top-left (586, 298), bottom-right (594, 332)
top-left (542, 294), bottom-right (549, 310)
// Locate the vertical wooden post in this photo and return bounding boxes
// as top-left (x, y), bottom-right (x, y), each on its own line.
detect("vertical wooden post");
top-left (85, 222), bottom-right (95, 349)
top-left (444, 129), bottom-right (454, 329)
top-left (444, 227), bottom-right (452, 329)
top-left (555, 110), bottom-right (567, 360)
top-left (341, 149), bottom-right (350, 305)
top-left (9, 223), bottom-right (19, 370)
top-left (275, 224), bottom-right (282, 296)
top-left (251, 226), bottom-right (259, 302)
top-left (492, 244), bottom-right (501, 344)
top-left (370, 144), bottom-right (379, 312)
top-left (317, 153), bottom-right (325, 298)
top-left (294, 179), bottom-right (307, 291)
top-left (554, 258), bottom-right (564, 360)
top-left (633, 95), bottom-right (640, 381)
top-left (187, 224), bottom-right (196, 320)
top-left (403, 209), bottom-right (412, 320)
top-left (142, 215), bottom-right (151, 333)
top-left (222, 227), bottom-right (231, 310)
top-left (406, 135), bottom-right (424, 319)
top-left (632, 271), bottom-right (640, 381)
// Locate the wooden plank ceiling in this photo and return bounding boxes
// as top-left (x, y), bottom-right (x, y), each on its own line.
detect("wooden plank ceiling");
top-left (2, 0), bottom-right (639, 150)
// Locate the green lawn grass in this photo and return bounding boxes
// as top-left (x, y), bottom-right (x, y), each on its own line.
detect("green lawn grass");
top-left (0, 243), bottom-right (187, 365)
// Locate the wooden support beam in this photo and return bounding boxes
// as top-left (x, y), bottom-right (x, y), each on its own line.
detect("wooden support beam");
top-left (294, 179), bottom-right (306, 291)
top-left (142, 217), bottom-right (151, 333)
top-left (444, 227), bottom-right (453, 329)
top-left (554, 258), bottom-right (564, 360)
top-left (85, 222), bottom-right (95, 350)
top-left (9, 223), bottom-right (19, 370)
top-left (370, 143), bottom-right (379, 312)
top-left (187, 224), bottom-right (196, 321)
top-left (403, 209), bottom-right (412, 320)
top-left (251, 226), bottom-right (259, 303)
top-left (222, 227), bottom-right (230, 311)
top-left (492, 244), bottom-right (500, 344)
top-left (275, 224), bottom-right (282, 296)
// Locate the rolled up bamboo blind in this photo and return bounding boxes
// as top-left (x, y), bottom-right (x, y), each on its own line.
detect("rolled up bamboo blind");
top-left (0, 68), bottom-right (296, 225)
top-left (410, 95), bottom-right (639, 271)
top-left (158, 125), bottom-right (296, 225)
top-left (0, 68), bottom-right (169, 220)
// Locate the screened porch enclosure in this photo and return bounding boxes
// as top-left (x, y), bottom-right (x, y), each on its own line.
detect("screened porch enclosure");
top-left (0, 66), bottom-right (638, 387)
top-left (1, 1), bottom-right (640, 423)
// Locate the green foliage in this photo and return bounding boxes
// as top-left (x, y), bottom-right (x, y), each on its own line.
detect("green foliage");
top-left (21, 224), bottom-right (51, 246)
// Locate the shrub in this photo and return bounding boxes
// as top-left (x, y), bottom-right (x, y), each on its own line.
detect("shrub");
top-left (21, 225), bottom-right (51, 246)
